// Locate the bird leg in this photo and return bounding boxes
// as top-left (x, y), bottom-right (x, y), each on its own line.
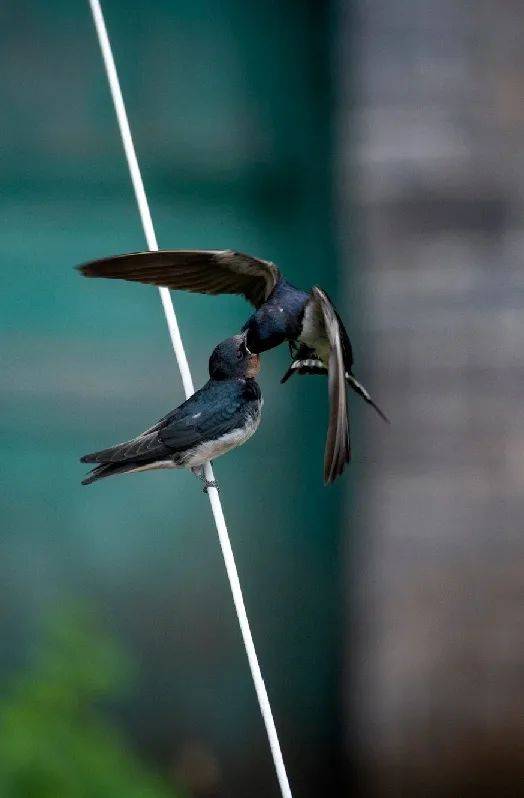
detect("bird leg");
top-left (192, 465), bottom-right (219, 493)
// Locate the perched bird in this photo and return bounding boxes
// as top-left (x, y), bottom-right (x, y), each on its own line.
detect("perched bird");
top-left (78, 250), bottom-right (388, 483)
top-left (80, 334), bottom-right (262, 487)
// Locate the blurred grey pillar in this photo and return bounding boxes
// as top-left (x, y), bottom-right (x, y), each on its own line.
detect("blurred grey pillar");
top-left (336, 1), bottom-right (524, 795)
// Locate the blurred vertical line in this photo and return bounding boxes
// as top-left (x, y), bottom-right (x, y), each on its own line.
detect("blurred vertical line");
top-left (86, 2), bottom-right (293, 796)
top-left (332, 0), bottom-right (360, 793)
top-left (337, 1), bottom-right (524, 796)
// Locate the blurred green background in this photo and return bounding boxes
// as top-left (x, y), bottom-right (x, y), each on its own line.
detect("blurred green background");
top-left (0, 1), bottom-right (346, 796)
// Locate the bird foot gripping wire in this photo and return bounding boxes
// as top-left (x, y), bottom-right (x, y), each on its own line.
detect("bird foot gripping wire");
top-left (192, 466), bottom-right (219, 493)
top-left (202, 464), bottom-right (219, 493)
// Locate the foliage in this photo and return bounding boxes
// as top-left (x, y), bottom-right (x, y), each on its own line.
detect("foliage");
top-left (0, 607), bottom-right (180, 798)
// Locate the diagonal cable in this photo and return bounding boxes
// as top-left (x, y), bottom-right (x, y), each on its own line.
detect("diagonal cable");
top-left (86, 2), bottom-right (292, 796)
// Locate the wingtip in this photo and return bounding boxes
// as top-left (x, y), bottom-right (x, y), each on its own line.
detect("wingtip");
top-left (324, 468), bottom-right (337, 486)
top-left (78, 262), bottom-right (108, 279)
top-left (76, 261), bottom-right (94, 277)
top-left (323, 449), bottom-right (351, 486)
top-left (323, 469), bottom-right (342, 487)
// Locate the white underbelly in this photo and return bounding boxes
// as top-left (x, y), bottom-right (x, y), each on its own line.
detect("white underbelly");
top-left (127, 459), bottom-right (179, 473)
top-left (300, 301), bottom-right (329, 364)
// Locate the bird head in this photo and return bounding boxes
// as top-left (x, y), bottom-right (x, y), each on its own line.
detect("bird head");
top-left (208, 334), bottom-right (260, 380)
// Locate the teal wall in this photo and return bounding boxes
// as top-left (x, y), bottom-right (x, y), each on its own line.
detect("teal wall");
top-left (1, 2), bottom-right (346, 794)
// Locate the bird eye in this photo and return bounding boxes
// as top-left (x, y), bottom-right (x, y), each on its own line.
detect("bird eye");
top-left (238, 340), bottom-right (247, 358)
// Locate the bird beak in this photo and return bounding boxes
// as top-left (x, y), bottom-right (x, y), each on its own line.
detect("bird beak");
top-left (246, 352), bottom-right (260, 378)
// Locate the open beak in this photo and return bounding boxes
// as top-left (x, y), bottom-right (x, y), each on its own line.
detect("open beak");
top-left (246, 352), bottom-right (260, 378)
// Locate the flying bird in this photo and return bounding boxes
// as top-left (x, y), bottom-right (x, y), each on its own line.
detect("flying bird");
top-left (80, 334), bottom-right (262, 487)
top-left (78, 250), bottom-right (388, 483)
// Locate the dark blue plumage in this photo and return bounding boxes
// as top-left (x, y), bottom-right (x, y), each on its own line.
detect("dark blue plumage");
top-left (241, 277), bottom-right (310, 353)
top-left (78, 248), bottom-right (387, 483)
top-left (80, 335), bottom-right (262, 486)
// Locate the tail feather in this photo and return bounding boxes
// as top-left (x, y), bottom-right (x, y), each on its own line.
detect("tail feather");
top-left (280, 358), bottom-right (326, 384)
top-left (80, 421), bottom-right (177, 486)
top-left (80, 444), bottom-right (130, 465)
top-left (346, 373), bottom-right (390, 424)
top-left (81, 430), bottom-right (169, 467)
top-left (81, 461), bottom-right (140, 486)
top-left (281, 358), bottom-right (390, 424)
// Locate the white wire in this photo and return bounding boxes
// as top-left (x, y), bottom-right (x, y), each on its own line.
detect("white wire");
top-left (87, 3), bottom-right (292, 796)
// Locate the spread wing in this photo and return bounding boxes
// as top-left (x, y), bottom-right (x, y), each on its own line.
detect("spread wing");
top-left (311, 287), bottom-right (351, 484)
top-left (78, 250), bottom-right (281, 309)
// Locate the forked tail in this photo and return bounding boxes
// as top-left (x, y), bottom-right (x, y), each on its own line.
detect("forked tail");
top-left (281, 359), bottom-right (390, 424)
top-left (345, 372), bottom-right (390, 424)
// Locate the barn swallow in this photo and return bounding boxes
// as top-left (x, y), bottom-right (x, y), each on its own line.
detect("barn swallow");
top-left (78, 250), bottom-right (388, 484)
top-left (80, 334), bottom-right (262, 487)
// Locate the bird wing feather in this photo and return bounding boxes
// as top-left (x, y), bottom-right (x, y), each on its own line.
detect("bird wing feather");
top-left (310, 287), bottom-right (351, 484)
top-left (78, 250), bottom-right (281, 309)
top-left (81, 381), bottom-right (251, 465)
top-left (80, 430), bottom-right (171, 465)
